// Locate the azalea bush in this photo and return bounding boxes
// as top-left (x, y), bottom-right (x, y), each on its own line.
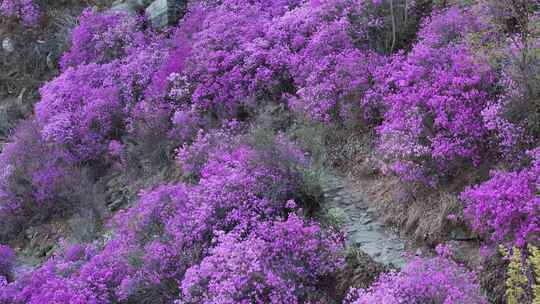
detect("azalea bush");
top-left (373, 7), bottom-right (497, 185)
top-left (0, 129), bottom-right (335, 303)
top-left (0, 7), bottom-right (182, 239)
top-left (268, 0), bottom-right (386, 122)
top-left (2, 0), bottom-right (535, 302)
top-left (180, 214), bottom-right (344, 304)
top-left (479, 0), bottom-right (540, 162)
top-left (461, 148), bottom-right (540, 247)
top-left (348, 246), bottom-right (487, 304)
top-left (0, 0), bottom-right (40, 27)
top-left (59, 8), bottom-right (144, 69)
top-left (459, 1), bottom-right (540, 248)
top-left (185, 0), bottom-right (301, 119)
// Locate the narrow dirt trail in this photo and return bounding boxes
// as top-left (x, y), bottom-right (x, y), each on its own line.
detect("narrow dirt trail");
top-left (321, 172), bottom-right (407, 269)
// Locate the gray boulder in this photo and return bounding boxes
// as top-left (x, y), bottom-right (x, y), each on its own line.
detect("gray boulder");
top-left (145, 0), bottom-right (187, 29)
top-left (111, 0), bottom-right (154, 15)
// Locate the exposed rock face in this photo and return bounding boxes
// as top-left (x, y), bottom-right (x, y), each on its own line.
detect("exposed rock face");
top-left (145, 0), bottom-right (187, 29)
top-left (321, 172), bottom-right (407, 269)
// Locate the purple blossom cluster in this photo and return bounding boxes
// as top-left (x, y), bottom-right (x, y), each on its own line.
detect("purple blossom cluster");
top-left (0, 0), bottom-right (401, 234)
top-left (1, 0), bottom-right (540, 301)
top-left (0, 6), bottom-right (188, 239)
top-left (185, 0), bottom-right (387, 121)
top-left (59, 9), bottom-right (145, 69)
top-left (348, 246), bottom-right (487, 303)
top-left (0, 0), bottom-right (40, 27)
top-left (180, 214), bottom-right (343, 303)
top-left (0, 139), bottom-right (343, 303)
top-left (371, 7), bottom-right (497, 184)
top-left (461, 148), bottom-right (540, 247)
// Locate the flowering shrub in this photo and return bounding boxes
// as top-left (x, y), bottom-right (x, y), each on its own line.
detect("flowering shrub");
top-left (0, 131), bottom-right (328, 302)
top-left (185, 0), bottom-right (294, 118)
top-left (0, 8), bottom-right (182, 234)
top-left (33, 14), bottom-right (180, 167)
top-left (268, 0), bottom-right (386, 122)
top-left (0, 243), bottom-right (99, 304)
top-left (348, 247), bottom-right (487, 304)
top-left (0, 0), bottom-right (40, 27)
top-left (175, 122), bottom-right (242, 181)
top-left (373, 7), bottom-right (497, 184)
top-left (478, 1), bottom-right (540, 162)
top-left (461, 148), bottom-right (540, 247)
top-left (180, 214), bottom-right (343, 304)
top-left (0, 5), bottom-right (193, 242)
top-left (184, 0), bottom-right (393, 122)
top-left (60, 8), bottom-right (143, 69)
top-left (1, 0), bottom-right (525, 302)
top-left (36, 63), bottom-right (121, 162)
top-left (0, 120), bottom-right (101, 241)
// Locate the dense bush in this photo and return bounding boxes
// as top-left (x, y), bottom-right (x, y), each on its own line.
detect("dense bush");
top-left (461, 148), bottom-right (540, 247)
top-left (5, 0), bottom-right (539, 302)
top-left (268, 0), bottom-right (386, 122)
top-left (373, 7), bottom-right (497, 184)
top-left (184, 0), bottom-right (408, 122)
top-left (0, 129), bottom-right (338, 303)
top-left (59, 8), bottom-right (143, 69)
top-left (0, 0), bottom-right (40, 26)
top-left (36, 62), bottom-right (122, 162)
top-left (184, 0), bottom-right (300, 119)
top-left (0, 120), bottom-right (101, 241)
top-left (38, 30), bottom-right (173, 162)
top-left (180, 214), bottom-right (343, 304)
top-left (348, 246), bottom-right (487, 304)
top-left (0, 7), bottom-right (184, 234)
top-left (458, 1), bottom-right (540, 249)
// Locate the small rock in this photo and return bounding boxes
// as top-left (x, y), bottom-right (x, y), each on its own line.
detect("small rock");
top-left (2, 37), bottom-right (14, 53)
top-left (450, 228), bottom-right (470, 240)
top-left (46, 53), bottom-right (56, 70)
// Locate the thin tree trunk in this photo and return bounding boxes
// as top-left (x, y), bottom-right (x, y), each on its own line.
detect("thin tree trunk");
top-left (404, 0), bottom-right (408, 25)
top-left (390, 0), bottom-right (397, 51)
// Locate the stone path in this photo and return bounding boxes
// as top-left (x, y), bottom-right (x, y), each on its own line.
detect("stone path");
top-left (321, 172), bottom-right (407, 269)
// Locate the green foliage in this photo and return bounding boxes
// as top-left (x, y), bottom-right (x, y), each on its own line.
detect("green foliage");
top-left (501, 245), bottom-right (540, 304)
top-left (501, 246), bottom-right (529, 304)
top-left (326, 207), bottom-right (347, 230)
